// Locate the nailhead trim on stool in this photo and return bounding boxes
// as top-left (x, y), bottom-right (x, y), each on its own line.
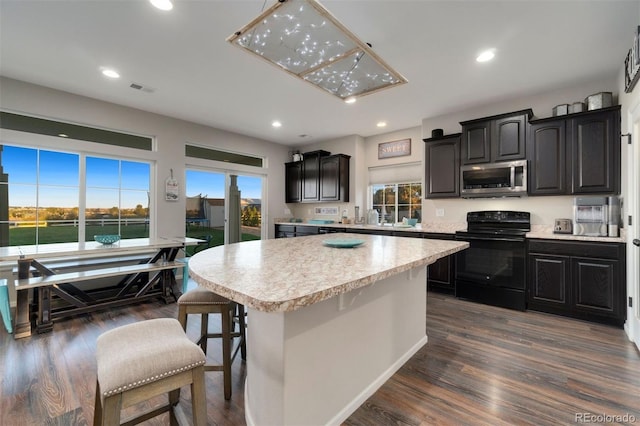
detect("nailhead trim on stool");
top-left (94, 318), bottom-right (207, 425)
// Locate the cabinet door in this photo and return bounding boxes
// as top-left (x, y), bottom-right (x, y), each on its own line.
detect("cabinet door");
top-left (528, 120), bottom-right (568, 195)
top-left (302, 153), bottom-right (321, 202)
top-left (571, 109), bottom-right (620, 194)
top-left (492, 114), bottom-right (527, 161)
top-left (320, 154), bottom-right (349, 202)
top-left (528, 254), bottom-right (570, 311)
top-left (572, 257), bottom-right (618, 316)
top-left (461, 121), bottom-right (490, 164)
top-left (275, 224), bottom-right (296, 238)
top-left (428, 256), bottom-right (455, 292)
top-left (424, 135), bottom-right (460, 198)
top-left (295, 225), bottom-right (320, 236)
top-left (285, 162), bottom-right (302, 203)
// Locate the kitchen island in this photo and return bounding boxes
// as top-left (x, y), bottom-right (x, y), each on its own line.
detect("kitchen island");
top-left (188, 233), bottom-right (468, 425)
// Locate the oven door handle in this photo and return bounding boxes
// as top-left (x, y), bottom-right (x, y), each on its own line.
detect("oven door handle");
top-left (455, 235), bottom-right (525, 243)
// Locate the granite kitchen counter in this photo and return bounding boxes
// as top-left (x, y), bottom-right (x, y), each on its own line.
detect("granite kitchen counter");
top-left (275, 221), bottom-right (628, 243)
top-left (274, 220), bottom-right (465, 235)
top-left (188, 233), bottom-right (468, 313)
top-left (527, 225), bottom-right (626, 243)
top-left (188, 232), bottom-right (468, 426)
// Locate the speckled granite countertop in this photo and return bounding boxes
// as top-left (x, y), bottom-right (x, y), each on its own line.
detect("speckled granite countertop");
top-left (275, 221), bottom-right (627, 243)
top-left (188, 233), bottom-right (468, 313)
top-left (274, 220), bottom-right (465, 234)
top-left (526, 225), bottom-right (626, 243)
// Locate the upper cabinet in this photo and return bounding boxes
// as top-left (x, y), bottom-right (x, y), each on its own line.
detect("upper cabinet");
top-left (423, 133), bottom-right (461, 199)
top-left (528, 119), bottom-right (568, 195)
top-left (285, 161), bottom-right (303, 203)
top-left (460, 109), bottom-right (532, 165)
top-left (319, 154), bottom-right (350, 202)
top-left (528, 106), bottom-right (620, 196)
top-left (301, 150), bottom-right (329, 202)
top-left (285, 150), bottom-right (350, 203)
top-left (571, 108), bottom-right (620, 194)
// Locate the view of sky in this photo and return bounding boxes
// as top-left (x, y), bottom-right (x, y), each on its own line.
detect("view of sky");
top-left (1, 145), bottom-right (262, 209)
top-left (186, 170), bottom-right (262, 200)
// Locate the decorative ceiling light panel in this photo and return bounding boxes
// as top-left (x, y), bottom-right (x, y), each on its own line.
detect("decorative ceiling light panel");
top-left (227, 0), bottom-right (407, 100)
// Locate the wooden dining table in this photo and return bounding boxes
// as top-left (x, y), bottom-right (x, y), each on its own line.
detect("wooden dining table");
top-left (0, 237), bottom-right (202, 338)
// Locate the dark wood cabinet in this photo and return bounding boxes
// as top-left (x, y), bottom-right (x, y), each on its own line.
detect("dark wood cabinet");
top-left (527, 239), bottom-right (626, 326)
top-left (275, 224), bottom-right (320, 238)
top-left (461, 121), bottom-right (490, 164)
top-left (528, 253), bottom-right (570, 309)
top-left (285, 161), bottom-right (303, 203)
top-left (460, 109), bottom-right (531, 165)
top-left (301, 150), bottom-right (329, 202)
top-left (528, 106), bottom-right (621, 196)
top-left (423, 233), bottom-right (456, 293)
top-left (423, 133), bottom-right (460, 198)
top-left (320, 154), bottom-right (350, 202)
top-left (571, 108), bottom-right (620, 194)
top-left (285, 150), bottom-right (350, 203)
top-left (493, 113), bottom-right (529, 161)
top-left (527, 119), bottom-right (568, 195)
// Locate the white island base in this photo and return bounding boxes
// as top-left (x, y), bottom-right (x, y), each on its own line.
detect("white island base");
top-left (245, 266), bottom-right (427, 426)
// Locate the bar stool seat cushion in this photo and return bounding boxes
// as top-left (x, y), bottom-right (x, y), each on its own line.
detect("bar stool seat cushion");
top-left (178, 287), bottom-right (231, 305)
top-left (96, 318), bottom-right (205, 397)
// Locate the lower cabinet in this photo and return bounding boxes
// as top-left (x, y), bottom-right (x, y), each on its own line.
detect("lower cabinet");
top-left (275, 224), bottom-right (319, 238)
top-left (527, 239), bottom-right (626, 326)
top-left (423, 233), bottom-right (456, 293)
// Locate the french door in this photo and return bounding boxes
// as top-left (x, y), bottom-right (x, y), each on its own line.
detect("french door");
top-left (185, 168), bottom-right (263, 249)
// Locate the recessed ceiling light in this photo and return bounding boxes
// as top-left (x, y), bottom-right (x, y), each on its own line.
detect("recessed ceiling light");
top-left (272, 121), bottom-right (282, 128)
top-left (476, 49), bottom-right (496, 63)
top-left (149, 0), bottom-right (173, 11)
top-left (344, 97), bottom-right (357, 104)
top-left (58, 133), bottom-right (69, 138)
top-left (101, 68), bottom-right (120, 79)
top-left (376, 121), bottom-right (387, 128)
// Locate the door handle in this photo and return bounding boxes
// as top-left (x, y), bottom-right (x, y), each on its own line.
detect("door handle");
top-left (634, 238), bottom-right (640, 247)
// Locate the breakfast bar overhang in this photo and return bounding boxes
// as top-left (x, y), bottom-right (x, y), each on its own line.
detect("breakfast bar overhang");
top-left (188, 233), bottom-right (468, 425)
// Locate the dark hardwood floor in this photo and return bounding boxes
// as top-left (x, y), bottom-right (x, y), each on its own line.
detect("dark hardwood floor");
top-left (1, 291), bottom-right (639, 425)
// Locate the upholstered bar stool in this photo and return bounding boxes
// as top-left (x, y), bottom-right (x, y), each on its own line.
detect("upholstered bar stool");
top-left (177, 287), bottom-right (246, 400)
top-left (93, 318), bottom-right (207, 426)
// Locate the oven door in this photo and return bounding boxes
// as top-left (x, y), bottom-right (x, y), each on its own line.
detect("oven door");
top-left (454, 233), bottom-right (527, 310)
top-left (455, 233), bottom-right (525, 288)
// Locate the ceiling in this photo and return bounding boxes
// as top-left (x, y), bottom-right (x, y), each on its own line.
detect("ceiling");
top-left (0, 1), bottom-right (637, 147)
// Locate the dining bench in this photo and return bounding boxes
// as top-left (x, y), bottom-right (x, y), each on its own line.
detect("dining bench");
top-left (13, 259), bottom-right (183, 338)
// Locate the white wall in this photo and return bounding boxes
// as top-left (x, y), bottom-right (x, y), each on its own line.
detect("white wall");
top-left (0, 77), bottom-right (290, 239)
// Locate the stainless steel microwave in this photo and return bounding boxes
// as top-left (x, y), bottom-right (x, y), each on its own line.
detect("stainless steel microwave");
top-left (460, 160), bottom-right (527, 198)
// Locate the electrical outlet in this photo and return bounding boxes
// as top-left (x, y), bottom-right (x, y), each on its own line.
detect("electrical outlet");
top-left (436, 208), bottom-right (445, 217)
top-left (284, 207), bottom-right (291, 215)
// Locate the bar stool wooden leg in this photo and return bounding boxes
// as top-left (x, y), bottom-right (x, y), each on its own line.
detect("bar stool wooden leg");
top-left (200, 313), bottom-right (209, 354)
top-left (222, 308), bottom-right (232, 400)
top-left (191, 365), bottom-right (207, 425)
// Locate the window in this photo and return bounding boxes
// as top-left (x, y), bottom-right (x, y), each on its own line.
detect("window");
top-left (371, 182), bottom-right (422, 224)
top-left (0, 144), bottom-right (151, 246)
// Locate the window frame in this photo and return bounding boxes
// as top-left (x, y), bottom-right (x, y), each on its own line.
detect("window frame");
top-left (370, 181), bottom-right (422, 224)
top-left (0, 131), bottom-right (156, 246)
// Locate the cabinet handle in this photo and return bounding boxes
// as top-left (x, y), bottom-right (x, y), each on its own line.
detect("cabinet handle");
top-left (634, 239), bottom-right (640, 247)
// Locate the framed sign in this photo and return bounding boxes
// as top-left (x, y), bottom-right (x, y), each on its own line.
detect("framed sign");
top-left (378, 138), bottom-right (411, 159)
top-left (624, 25), bottom-right (640, 93)
top-left (165, 169), bottom-right (179, 201)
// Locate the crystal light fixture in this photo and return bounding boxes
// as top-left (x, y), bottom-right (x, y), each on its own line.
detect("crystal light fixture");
top-left (227, 0), bottom-right (407, 100)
